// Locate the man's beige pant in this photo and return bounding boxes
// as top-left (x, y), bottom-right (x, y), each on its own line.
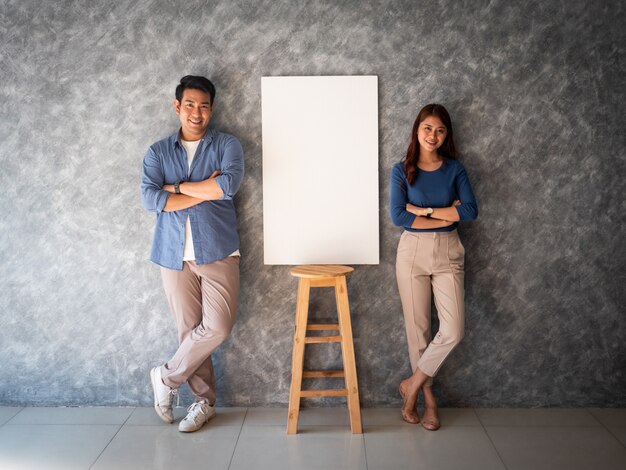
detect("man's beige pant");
top-left (396, 230), bottom-right (465, 387)
top-left (159, 257), bottom-right (240, 405)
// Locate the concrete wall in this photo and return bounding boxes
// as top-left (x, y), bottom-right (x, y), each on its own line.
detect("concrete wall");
top-left (1, 0), bottom-right (624, 407)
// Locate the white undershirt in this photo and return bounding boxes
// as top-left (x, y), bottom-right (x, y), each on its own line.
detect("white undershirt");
top-left (180, 139), bottom-right (240, 261)
top-left (181, 139), bottom-right (200, 261)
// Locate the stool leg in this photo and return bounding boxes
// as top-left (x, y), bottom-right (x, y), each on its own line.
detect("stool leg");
top-left (287, 278), bottom-right (310, 434)
top-left (335, 276), bottom-right (363, 434)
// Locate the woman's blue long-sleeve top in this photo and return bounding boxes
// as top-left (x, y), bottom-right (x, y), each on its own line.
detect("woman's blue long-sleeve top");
top-left (390, 159), bottom-right (478, 232)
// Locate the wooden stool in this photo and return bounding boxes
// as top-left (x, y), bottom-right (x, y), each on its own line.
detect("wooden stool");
top-left (287, 265), bottom-right (362, 434)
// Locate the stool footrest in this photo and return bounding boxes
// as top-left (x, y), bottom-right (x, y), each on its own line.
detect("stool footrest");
top-left (303, 370), bottom-right (345, 378)
top-left (306, 323), bottom-right (340, 331)
top-left (304, 335), bottom-right (342, 344)
top-left (300, 389), bottom-right (349, 398)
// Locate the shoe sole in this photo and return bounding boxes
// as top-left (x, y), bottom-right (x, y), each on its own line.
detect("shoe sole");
top-left (150, 368), bottom-right (174, 424)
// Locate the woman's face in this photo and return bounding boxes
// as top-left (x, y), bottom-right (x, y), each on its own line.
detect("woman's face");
top-left (417, 115), bottom-right (447, 154)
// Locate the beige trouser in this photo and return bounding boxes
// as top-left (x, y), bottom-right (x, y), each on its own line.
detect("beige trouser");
top-left (396, 230), bottom-right (465, 387)
top-left (159, 257), bottom-right (240, 405)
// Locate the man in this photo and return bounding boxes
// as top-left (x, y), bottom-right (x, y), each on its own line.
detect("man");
top-left (141, 75), bottom-right (244, 432)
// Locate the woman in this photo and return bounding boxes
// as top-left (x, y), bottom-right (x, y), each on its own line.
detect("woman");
top-left (390, 104), bottom-right (478, 430)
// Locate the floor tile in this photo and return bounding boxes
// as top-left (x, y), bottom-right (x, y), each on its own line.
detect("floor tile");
top-left (476, 408), bottom-right (599, 426)
top-left (243, 407), bottom-right (349, 427)
top-left (243, 407), bottom-right (286, 426)
top-left (7, 406), bottom-right (133, 425)
top-left (485, 425), bottom-right (626, 470)
top-left (589, 409), bottom-right (626, 447)
top-left (299, 407), bottom-right (350, 426)
top-left (0, 424), bottom-right (119, 469)
top-left (364, 425), bottom-right (505, 470)
top-left (588, 408), bottom-right (626, 427)
top-left (0, 407), bottom-right (22, 425)
top-left (211, 407), bottom-right (247, 426)
top-left (362, 407), bottom-right (480, 427)
top-left (127, 406), bottom-right (246, 426)
top-left (92, 424), bottom-right (240, 470)
top-left (229, 425), bottom-right (366, 470)
top-left (125, 406), bottom-right (188, 425)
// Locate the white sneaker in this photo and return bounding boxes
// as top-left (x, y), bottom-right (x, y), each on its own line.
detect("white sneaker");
top-left (150, 367), bottom-right (177, 424)
top-left (178, 400), bottom-right (216, 432)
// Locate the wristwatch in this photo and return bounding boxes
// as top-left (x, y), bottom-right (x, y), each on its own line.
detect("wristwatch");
top-left (425, 208), bottom-right (434, 218)
top-left (174, 182), bottom-right (181, 194)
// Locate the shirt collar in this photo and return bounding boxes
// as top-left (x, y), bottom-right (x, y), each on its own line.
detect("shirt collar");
top-left (172, 128), bottom-right (216, 148)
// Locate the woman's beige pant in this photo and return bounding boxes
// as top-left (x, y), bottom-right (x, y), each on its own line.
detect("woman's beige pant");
top-left (396, 230), bottom-right (465, 387)
top-left (159, 257), bottom-right (240, 405)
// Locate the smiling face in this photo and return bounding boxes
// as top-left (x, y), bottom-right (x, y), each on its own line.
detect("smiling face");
top-left (174, 88), bottom-right (214, 141)
top-left (417, 115), bottom-right (448, 155)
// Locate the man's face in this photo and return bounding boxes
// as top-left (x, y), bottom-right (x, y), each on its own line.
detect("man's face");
top-left (174, 88), bottom-right (214, 141)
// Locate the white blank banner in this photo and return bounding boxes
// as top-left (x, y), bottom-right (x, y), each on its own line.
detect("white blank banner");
top-left (262, 75), bottom-right (379, 265)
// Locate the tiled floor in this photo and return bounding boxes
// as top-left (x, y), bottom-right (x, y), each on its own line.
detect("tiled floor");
top-left (0, 406), bottom-right (624, 469)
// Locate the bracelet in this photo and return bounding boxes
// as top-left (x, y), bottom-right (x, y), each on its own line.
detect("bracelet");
top-left (174, 182), bottom-right (181, 194)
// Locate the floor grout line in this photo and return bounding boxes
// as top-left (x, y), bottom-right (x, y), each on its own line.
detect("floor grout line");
top-left (88, 407), bottom-right (136, 470)
top-left (2, 406), bottom-right (25, 426)
top-left (226, 406), bottom-right (248, 470)
top-left (475, 408), bottom-right (510, 470)
top-left (587, 408), bottom-right (626, 450)
top-left (362, 426), bottom-right (369, 470)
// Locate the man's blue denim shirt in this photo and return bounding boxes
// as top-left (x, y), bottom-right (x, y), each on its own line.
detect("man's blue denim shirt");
top-left (141, 128), bottom-right (244, 270)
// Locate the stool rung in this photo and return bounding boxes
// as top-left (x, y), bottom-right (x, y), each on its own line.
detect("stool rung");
top-left (303, 370), bottom-right (345, 378)
top-left (304, 335), bottom-right (342, 344)
top-left (307, 323), bottom-right (340, 331)
top-left (300, 389), bottom-right (349, 398)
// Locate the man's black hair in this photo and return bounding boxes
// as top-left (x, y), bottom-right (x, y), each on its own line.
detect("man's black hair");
top-left (175, 75), bottom-right (216, 105)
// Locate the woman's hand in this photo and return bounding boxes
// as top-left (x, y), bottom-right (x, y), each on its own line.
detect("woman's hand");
top-left (406, 203), bottom-right (429, 217)
top-left (407, 200), bottom-right (461, 223)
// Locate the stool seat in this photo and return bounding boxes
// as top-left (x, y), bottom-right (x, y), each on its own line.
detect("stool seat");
top-left (290, 265), bottom-right (354, 279)
top-left (287, 264), bottom-right (362, 434)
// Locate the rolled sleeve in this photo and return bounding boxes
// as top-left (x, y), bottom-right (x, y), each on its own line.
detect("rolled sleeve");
top-left (215, 137), bottom-right (244, 200)
top-left (141, 147), bottom-right (170, 213)
top-left (390, 165), bottom-right (417, 227)
top-left (454, 165), bottom-right (478, 221)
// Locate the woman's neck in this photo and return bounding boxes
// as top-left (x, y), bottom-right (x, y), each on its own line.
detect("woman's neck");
top-left (418, 151), bottom-right (442, 164)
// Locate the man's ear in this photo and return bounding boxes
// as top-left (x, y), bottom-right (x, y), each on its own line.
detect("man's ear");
top-left (174, 99), bottom-right (181, 114)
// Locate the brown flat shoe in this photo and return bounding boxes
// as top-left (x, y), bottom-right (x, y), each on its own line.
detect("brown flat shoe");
top-left (399, 384), bottom-right (420, 424)
top-left (421, 407), bottom-right (440, 431)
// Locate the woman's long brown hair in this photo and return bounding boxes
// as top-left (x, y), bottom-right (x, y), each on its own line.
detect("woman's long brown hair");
top-left (404, 104), bottom-right (457, 185)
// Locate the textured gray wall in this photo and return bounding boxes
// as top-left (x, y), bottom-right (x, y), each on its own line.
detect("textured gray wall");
top-left (1, 0), bottom-right (624, 407)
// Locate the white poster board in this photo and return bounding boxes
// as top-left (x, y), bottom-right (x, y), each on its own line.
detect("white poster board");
top-left (261, 76), bottom-right (379, 265)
